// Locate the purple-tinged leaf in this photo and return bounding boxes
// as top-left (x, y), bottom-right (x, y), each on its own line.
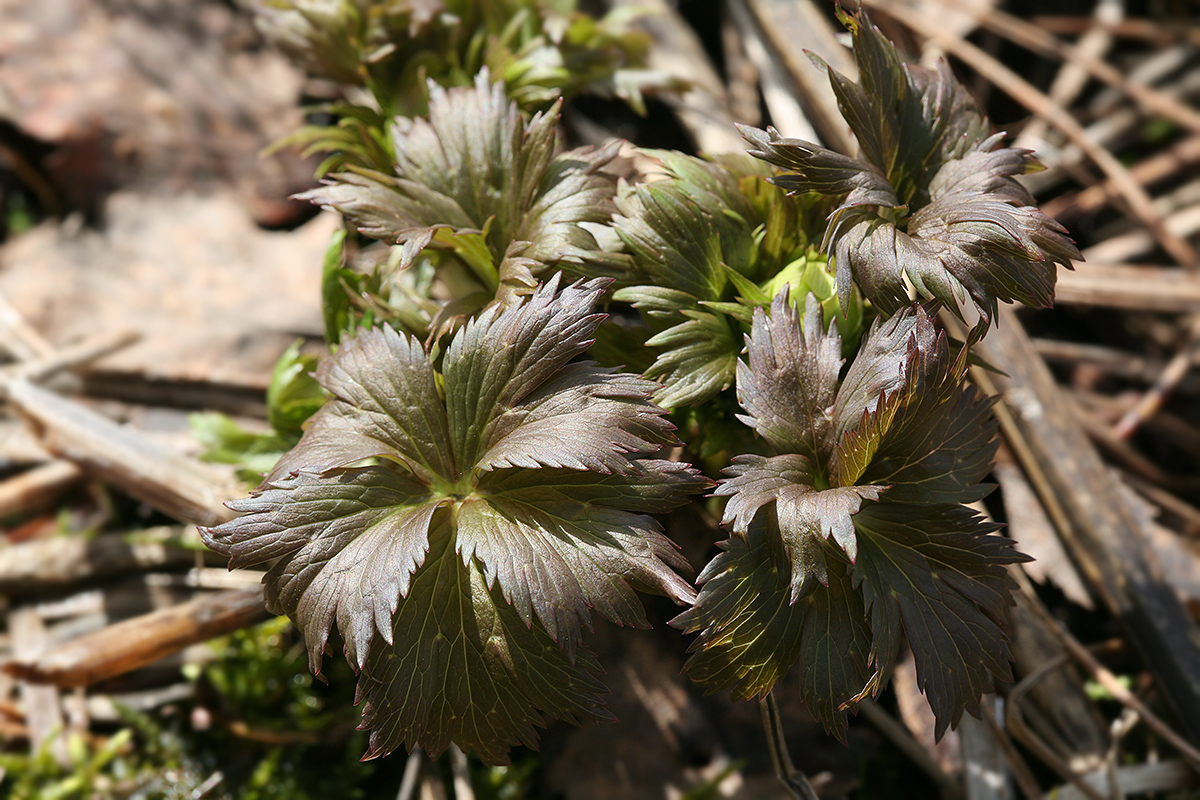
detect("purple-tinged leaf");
top-left (736, 293), bottom-right (842, 460)
top-left (742, 9), bottom-right (1079, 323)
top-left (739, 125), bottom-right (888, 198)
top-left (832, 306), bottom-right (997, 504)
top-left (851, 502), bottom-right (1028, 738)
top-left (201, 465), bottom-right (441, 672)
top-left (673, 519), bottom-right (873, 738)
top-left (715, 454), bottom-right (883, 600)
top-left (299, 74), bottom-right (626, 280)
top-left (455, 493), bottom-right (694, 653)
top-left (356, 525), bottom-right (613, 764)
top-left (475, 362), bottom-right (675, 475)
top-left (478, 460), bottom-right (712, 515)
top-left (442, 275), bottom-right (609, 469)
top-left (205, 273), bottom-right (709, 763)
top-left (268, 324), bottom-right (452, 485)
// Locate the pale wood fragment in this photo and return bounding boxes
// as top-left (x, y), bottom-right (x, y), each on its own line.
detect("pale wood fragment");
top-left (966, 305), bottom-right (1200, 745)
top-left (4, 589), bottom-right (271, 688)
top-left (0, 526), bottom-right (212, 593)
top-left (5, 379), bottom-right (240, 528)
top-left (0, 460), bottom-right (84, 519)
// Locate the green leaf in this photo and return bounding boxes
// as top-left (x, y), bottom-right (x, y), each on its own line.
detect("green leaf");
top-left (642, 309), bottom-right (741, 409)
top-left (191, 412), bottom-right (292, 483)
top-left (267, 341), bottom-right (328, 439)
top-left (851, 502), bottom-right (1027, 738)
top-left (611, 152), bottom-right (823, 410)
top-left (321, 228), bottom-right (354, 345)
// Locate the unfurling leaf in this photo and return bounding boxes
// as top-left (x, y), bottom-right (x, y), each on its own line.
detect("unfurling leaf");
top-left (299, 74), bottom-right (630, 297)
top-left (610, 151), bottom-right (841, 409)
top-left (202, 275), bottom-right (711, 763)
top-left (741, 8), bottom-right (1080, 324)
top-left (678, 292), bottom-right (1025, 738)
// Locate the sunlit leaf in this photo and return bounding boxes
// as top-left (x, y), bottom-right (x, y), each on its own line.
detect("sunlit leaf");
top-left (682, 292), bottom-right (1022, 737)
top-left (203, 274), bottom-right (710, 763)
top-left (741, 8), bottom-right (1080, 324)
top-left (299, 75), bottom-right (629, 291)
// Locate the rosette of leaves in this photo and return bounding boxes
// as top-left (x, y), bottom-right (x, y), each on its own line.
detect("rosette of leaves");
top-left (255, 0), bottom-right (674, 174)
top-left (609, 150), bottom-right (848, 411)
top-left (740, 8), bottom-right (1079, 325)
top-left (300, 74), bottom-right (631, 324)
top-left (201, 275), bottom-right (711, 763)
top-left (674, 292), bottom-right (1028, 737)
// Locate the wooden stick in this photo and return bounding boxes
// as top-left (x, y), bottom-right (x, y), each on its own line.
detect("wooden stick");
top-left (1023, 597), bottom-right (1200, 770)
top-left (0, 330), bottom-right (139, 385)
top-left (1030, 16), bottom-right (1200, 45)
top-left (0, 290), bottom-right (53, 362)
top-left (4, 379), bottom-right (240, 528)
top-left (1042, 136), bottom-right (1200, 220)
top-left (921, 0), bottom-right (1200, 136)
top-left (738, 0), bottom-right (857, 154)
top-left (626, 0), bottom-right (747, 155)
top-left (8, 605), bottom-right (67, 763)
top-left (4, 589), bottom-right (271, 688)
top-left (0, 526), bottom-right (212, 593)
top-left (0, 460), bottom-right (84, 519)
top-left (1054, 262), bottom-right (1200, 313)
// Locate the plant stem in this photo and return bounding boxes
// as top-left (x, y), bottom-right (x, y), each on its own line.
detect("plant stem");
top-left (760, 690), bottom-right (820, 800)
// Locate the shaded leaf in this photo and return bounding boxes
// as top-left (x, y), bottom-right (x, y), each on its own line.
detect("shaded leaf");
top-left (674, 517), bottom-right (873, 737)
top-left (641, 309), bottom-right (741, 409)
top-left (356, 519), bottom-right (613, 764)
top-left (851, 502), bottom-right (1027, 738)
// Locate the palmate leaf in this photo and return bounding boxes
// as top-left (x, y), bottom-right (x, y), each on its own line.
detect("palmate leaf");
top-left (679, 292), bottom-right (1025, 738)
top-left (202, 274), bottom-right (710, 763)
top-left (741, 9), bottom-right (1080, 324)
top-left (851, 503), bottom-right (1028, 737)
top-left (299, 74), bottom-right (629, 290)
top-left (674, 516), bottom-right (874, 737)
